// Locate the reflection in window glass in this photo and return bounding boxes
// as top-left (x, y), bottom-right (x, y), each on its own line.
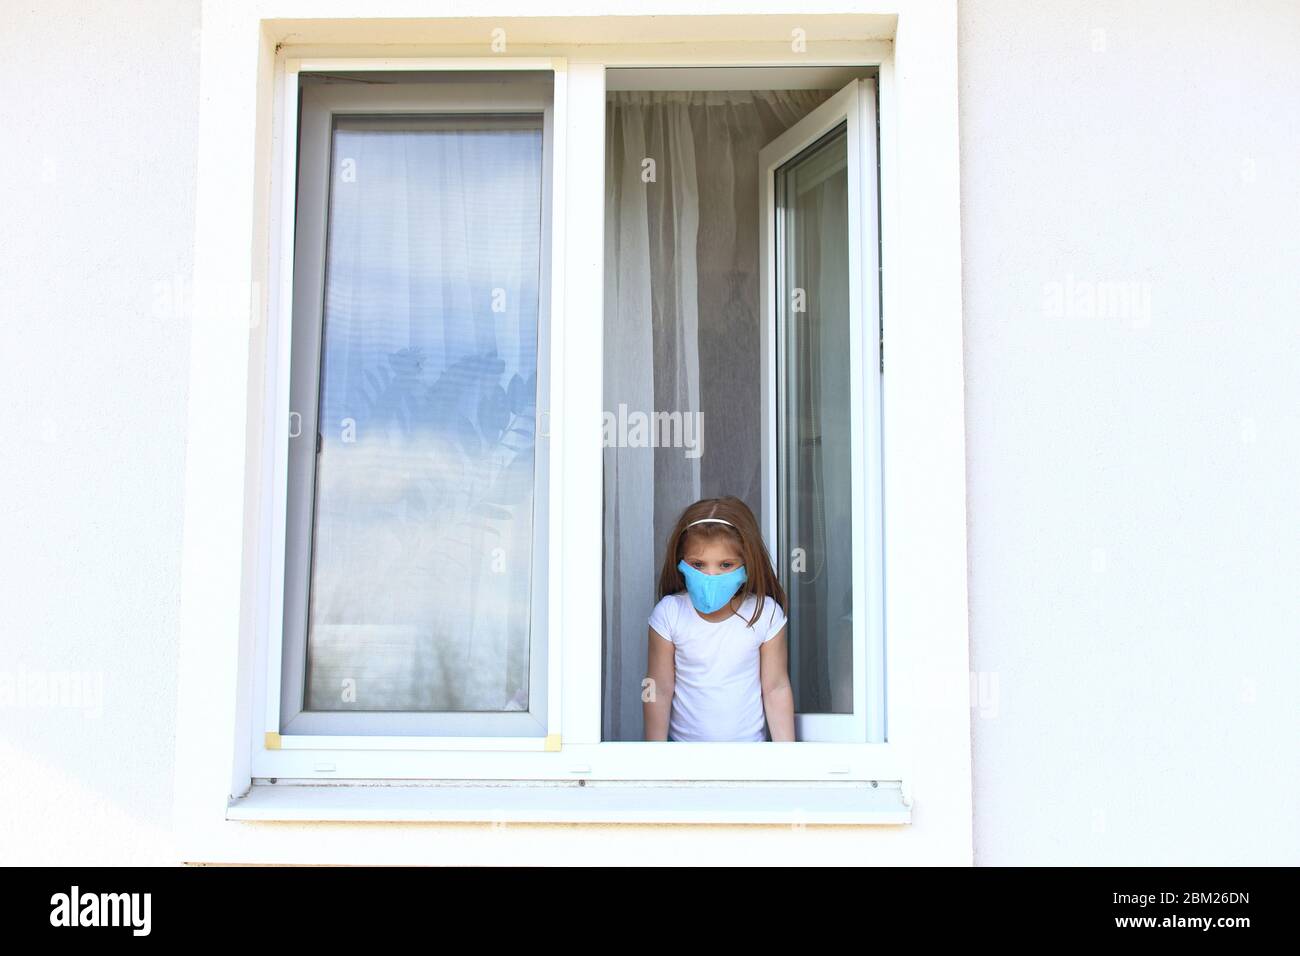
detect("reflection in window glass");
top-left (775, 122), bottom-right (854, 714)
top-left (303, 115), bottom-right (543, 713)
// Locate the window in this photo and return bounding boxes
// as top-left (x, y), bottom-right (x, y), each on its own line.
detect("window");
top-left (175, 11), bottom-right (972, 835)
top-left (280, 71), bottom-right (555, 739)
top-left (258, 58), bottom-right (901, 783)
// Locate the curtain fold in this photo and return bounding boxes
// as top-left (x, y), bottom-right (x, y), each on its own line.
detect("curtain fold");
top-left (602, 89), bottom-right (835, 741)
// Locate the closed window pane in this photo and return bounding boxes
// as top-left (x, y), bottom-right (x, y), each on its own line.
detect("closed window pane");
top-left (303, 114), bottom-right (543, 713)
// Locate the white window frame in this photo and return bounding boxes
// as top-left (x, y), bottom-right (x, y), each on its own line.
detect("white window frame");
top-left (259, 53), bottom-right (900, 779)
top-left (175, 5), bottom-right (970, 843)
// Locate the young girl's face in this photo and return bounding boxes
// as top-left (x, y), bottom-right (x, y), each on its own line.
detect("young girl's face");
top-left (681, 534), bottom-right (744, 575)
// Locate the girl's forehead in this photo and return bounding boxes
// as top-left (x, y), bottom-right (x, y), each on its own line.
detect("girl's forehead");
top-left (683, 535), bottom-right (742, 557)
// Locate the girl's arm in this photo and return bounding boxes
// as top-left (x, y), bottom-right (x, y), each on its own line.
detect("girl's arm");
top-left (760, 626), bottom-right (796, 741)
top-left (643, 626), bottom-right (676, 741)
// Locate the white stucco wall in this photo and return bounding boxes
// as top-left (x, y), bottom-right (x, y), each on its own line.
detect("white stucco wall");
top-left (959, 0), bottom-right (1299, 865)
top-left (0, 0), bottom-right (200, 864)
top-left (0, 0), bottom-right (1294, 865)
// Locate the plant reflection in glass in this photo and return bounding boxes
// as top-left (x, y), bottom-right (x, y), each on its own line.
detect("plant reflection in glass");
top-left (305, 344), bottom-right (537, 713)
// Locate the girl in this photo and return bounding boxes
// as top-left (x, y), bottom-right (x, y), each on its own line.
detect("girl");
top-left (643, 496), bottom-right (794, 742)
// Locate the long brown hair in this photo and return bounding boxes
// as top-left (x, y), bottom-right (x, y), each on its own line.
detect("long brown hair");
top-left (657, 495), bottom-right (786, 628)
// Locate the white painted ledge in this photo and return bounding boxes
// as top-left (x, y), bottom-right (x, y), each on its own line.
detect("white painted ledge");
top-left (227, 782), bottom-right (912, 825)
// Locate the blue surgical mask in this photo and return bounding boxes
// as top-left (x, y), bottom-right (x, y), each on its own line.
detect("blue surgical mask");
top-left (678, 559), bottom-right (747, 614)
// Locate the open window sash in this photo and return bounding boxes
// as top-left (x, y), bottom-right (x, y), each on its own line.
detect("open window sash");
top-left (758, 77), bottom-right (885, 744)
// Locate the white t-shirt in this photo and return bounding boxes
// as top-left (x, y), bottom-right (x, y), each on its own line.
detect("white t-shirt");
top-left (648, 591), bottom-right (788, 742)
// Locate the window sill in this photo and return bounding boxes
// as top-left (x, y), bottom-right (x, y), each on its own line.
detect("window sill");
top-left (227, 781), bottom-right (912, 825)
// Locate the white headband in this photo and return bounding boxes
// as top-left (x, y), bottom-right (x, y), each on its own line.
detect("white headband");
top-left (686, 517), bottom-right (736, 529)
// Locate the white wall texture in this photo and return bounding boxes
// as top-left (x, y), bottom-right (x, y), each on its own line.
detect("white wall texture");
top-left (0, 0), bottom-right (200, 864)
top-left (0, 0), bottom-right (1294, 864)
top-left (959, 0), bottom-right (1298, 864)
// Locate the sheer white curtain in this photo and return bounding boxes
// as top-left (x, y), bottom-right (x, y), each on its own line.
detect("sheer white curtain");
top-left (602, 89), bottom-right (834, 741)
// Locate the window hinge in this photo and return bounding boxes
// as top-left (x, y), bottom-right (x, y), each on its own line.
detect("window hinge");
top-left (316, 431), bottom-right (322, 455)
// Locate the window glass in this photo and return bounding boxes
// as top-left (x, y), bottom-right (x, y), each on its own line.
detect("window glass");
top-left (774, 122), bottom-right (854, 714)
top-left (303, 114), bottom-right (544, 713)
